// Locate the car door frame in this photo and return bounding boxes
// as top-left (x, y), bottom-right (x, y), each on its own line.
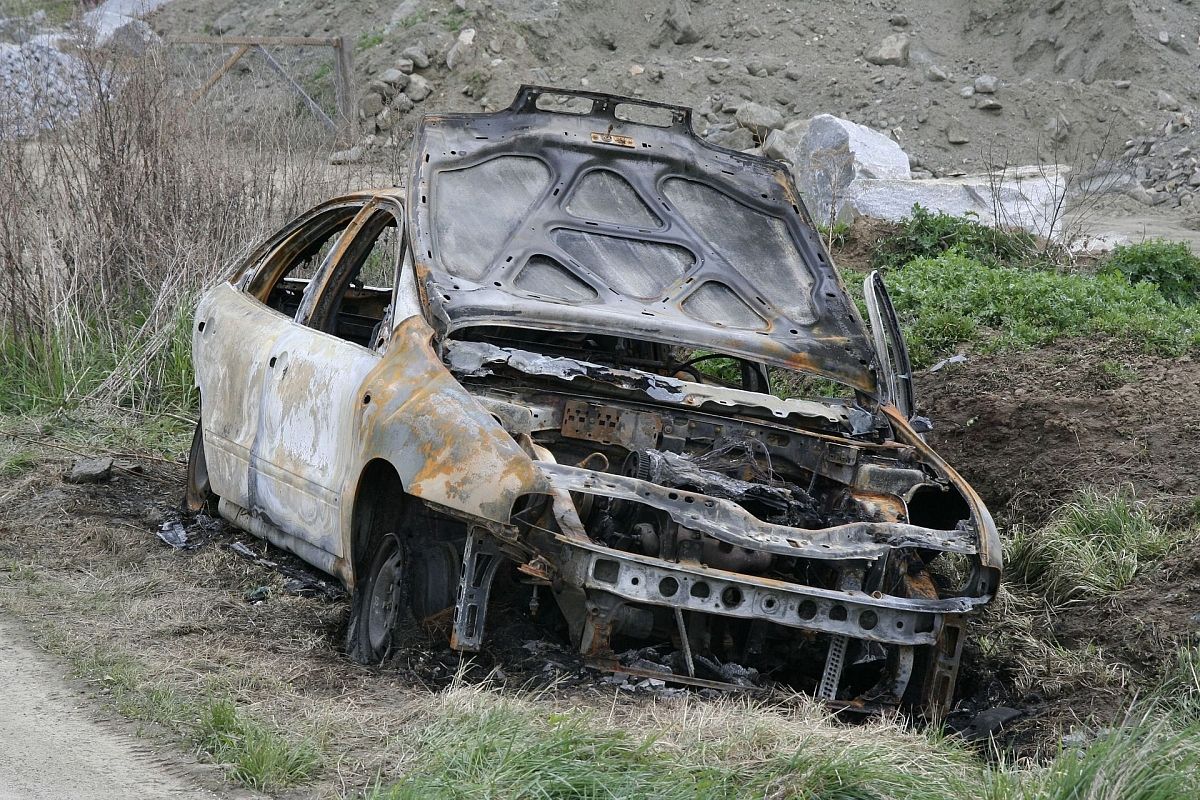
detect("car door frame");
top-left (245, 198), bottom-right (408, 561)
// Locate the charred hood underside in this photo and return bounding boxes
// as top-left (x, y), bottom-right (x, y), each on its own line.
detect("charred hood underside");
top-left (408, 85), bottom-right (881, 394)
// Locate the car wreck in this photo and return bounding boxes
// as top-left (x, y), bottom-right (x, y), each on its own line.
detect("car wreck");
top-left (186, 86), bottom-right (1001, 715)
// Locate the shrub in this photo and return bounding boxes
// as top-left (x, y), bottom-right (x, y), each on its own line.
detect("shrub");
top-left (871, 204), bottom-right (1040, 270)
top-left (1005, 488), bottom-right (1180, 606)
top-left (1103, 239), bottom-right (1200, 306)
top-left (884, 252), bottom-right (1200, 367)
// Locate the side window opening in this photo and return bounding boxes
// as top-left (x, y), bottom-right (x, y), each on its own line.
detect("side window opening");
top-left (245, 205), bottom-right (361, 316)
top-left (309, 209), bottom-right (403, 349)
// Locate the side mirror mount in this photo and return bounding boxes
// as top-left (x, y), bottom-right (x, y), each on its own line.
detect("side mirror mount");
top-left (863, 270), bottom-right (915, 420)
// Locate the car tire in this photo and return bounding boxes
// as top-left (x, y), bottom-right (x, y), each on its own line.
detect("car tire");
top-left (183, 422), bottom-right (217, 513)
top-left (347, 531), bottom-right (408, 664)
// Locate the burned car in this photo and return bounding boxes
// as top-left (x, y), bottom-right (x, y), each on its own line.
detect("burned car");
top-left (186, 86), bottom-right (1000, 714)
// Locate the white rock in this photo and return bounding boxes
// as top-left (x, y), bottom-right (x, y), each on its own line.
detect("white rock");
top-left (794, 114), bottom-right (910, 223)
top-left (973, 74), bottom-right (999, 94)
top-left (446, 27), bottom-right (477, 71)
top-left (836, 167), bottom-right (1068, 235)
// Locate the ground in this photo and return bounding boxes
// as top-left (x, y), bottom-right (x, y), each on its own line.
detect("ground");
top-left (2, 314), bottom-right (1198, 794)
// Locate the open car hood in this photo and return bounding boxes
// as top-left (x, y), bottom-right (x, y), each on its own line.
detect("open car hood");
top-left (408, 86), bottom-right (880, 395)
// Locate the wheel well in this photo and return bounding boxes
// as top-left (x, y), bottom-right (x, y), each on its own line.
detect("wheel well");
top-left (350, 459), bottom-right (405, 589)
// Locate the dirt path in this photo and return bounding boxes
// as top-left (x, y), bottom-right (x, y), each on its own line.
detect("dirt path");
top-left (0, 615), bottom-right (220, 800)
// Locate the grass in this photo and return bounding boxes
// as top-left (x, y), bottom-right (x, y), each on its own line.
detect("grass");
top-left (882, 252), bottom-right (1200, 367)
top-left (1006, 488), bottom-right (1183, 606)
top-left (357, 31), bottom-right (386, 51)
top-left (7, 0), bottom-right (77, 24)
top-left (48, 636), bottom-right (320, 791)
top-left (1, 450), bottom-right (37, 478)
top-left (195, 699), bottom-right (320, 791)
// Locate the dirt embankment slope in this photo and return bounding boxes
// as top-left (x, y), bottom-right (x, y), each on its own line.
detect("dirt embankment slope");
top-left (149, 0), bottom-right (1200, 175)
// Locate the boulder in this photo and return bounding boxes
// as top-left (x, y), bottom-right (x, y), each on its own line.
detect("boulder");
top-left (974, 74), bottom-right (999, 94)
top-left (360, 91), bottom-right (385, 116)
top-left (762, 126), bottom-right (807, 164)
top-left (446, 27), bottom-right (476, 70)
top-left (795, 114), bottom-right (910, 223)
top-left (657, 0), bottom-right (702, 46)
top-left (105, 19), bottom-right (159, 57)
top-left (401, 44), bottom-right (430, 69)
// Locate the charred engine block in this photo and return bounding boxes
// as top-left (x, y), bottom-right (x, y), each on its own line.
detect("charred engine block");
top-left (583, 445), bottom-right (825, 574)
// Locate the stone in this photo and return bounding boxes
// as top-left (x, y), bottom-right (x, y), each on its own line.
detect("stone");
top-left (959, 85), bottom-right (975, 98)
top-left (211, 10), bottom-right (242, 35)
top-left (1157, 90), bottom-right (1181, 111)
top-left (446, 27), bottom-right (477, 70)
top-left (708, 126), bottom-right (754, 150)
top-left (658, 0), bottom-right (702, 46)
top-left (1044, 113), bottom-right (1070, 143)
top-left (837, 166), bottom-right (1067, 234)
top-left (375, 106), bottom-right (394, 131)
top-left (106, 19), bottom-right (160, 57)
top-left (378, 67), bottom-right (409, 88)
top-left (946, 122), bottom-right (970, 144)
top-left (734, 102), bottom-right (784, 136)
top-left (762, 125), bottom-right (807, 164)
top-left (973, 74), bottom-right (999, 94)
top-left (925, 64), bottom-right (948, 82)
top-left (329, 145), bottom-right (364, 165)
top-left (1157, 30), bottom-right (1171, 46)
top-left (889, 13), bottom-right (909, 28)
top-left (866, 33), bottom-right (910, 67)
top-left (401, 45), bottom-right (430, 69)
top-left (406, 73), bottom-right (432, 101)
top-left (360, 91), bottom-right (384, 116)
top-left (1113, 80), bottom-right (1131, 90)
top-left (392, 92), bottom-right (414, 114)
top-left (394, 57), bottom-right (414, 74)
top-left (975, 96), bottom-right (1003, 111)
top-left (360, 92), bottom-right (384, 116)
top-left (65, 457), bottom-right (113, 484)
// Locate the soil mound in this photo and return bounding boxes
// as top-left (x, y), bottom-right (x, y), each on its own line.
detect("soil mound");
top-left (918, 338), bottom-right (1200, 527)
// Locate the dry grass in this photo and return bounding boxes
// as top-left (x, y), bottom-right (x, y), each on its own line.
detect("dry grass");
top-left (0, 47), bottom-right (368, 414)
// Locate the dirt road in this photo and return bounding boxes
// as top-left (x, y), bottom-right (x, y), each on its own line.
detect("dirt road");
top-left (0, 615), bottom-right (221, 800)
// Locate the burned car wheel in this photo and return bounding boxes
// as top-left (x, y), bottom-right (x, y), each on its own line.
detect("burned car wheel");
top-left (183, 422), bottom-right (216, 513)
top-left (348, 532), bottom-right (407, 664)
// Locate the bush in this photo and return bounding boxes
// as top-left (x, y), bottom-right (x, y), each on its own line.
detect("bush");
top-left (1005, 488), bottom-right (1180, 606)
top-left (1103, 240), bottom-right (1200, 306)
top-left (884, 252), bottom-right (1200, 367)
top-left (871, 204), bottom-right (1040, 270)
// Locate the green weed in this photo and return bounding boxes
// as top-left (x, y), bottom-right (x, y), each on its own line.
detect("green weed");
top-left (1103, 239), bottom-right (1200, 306)
top-left (871, 204), bottom-right (1040, 270)
top-left (1006, 488), bottom-right (1181, 606)
top-left (884, 252), bottom-right (1200, 367)
top-left (357, 31), bottom-right (386, 51)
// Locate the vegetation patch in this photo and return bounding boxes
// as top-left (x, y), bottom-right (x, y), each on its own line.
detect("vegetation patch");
top-left (883, 252), bottom-right (1200, 367)
top-left (1103, 239), bottom-right (1200, 306)
top-left (870, 204), bottom-right (1041, 270)
top-left (1006, 488), bottom-right (1183, 606)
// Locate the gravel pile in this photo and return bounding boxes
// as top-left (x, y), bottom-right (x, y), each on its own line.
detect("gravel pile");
top-left (0, 40), bottom-right (94, 139)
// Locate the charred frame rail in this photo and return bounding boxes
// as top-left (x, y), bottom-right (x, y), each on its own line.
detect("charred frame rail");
top-left (169, 34), bottom-right (355, 140)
